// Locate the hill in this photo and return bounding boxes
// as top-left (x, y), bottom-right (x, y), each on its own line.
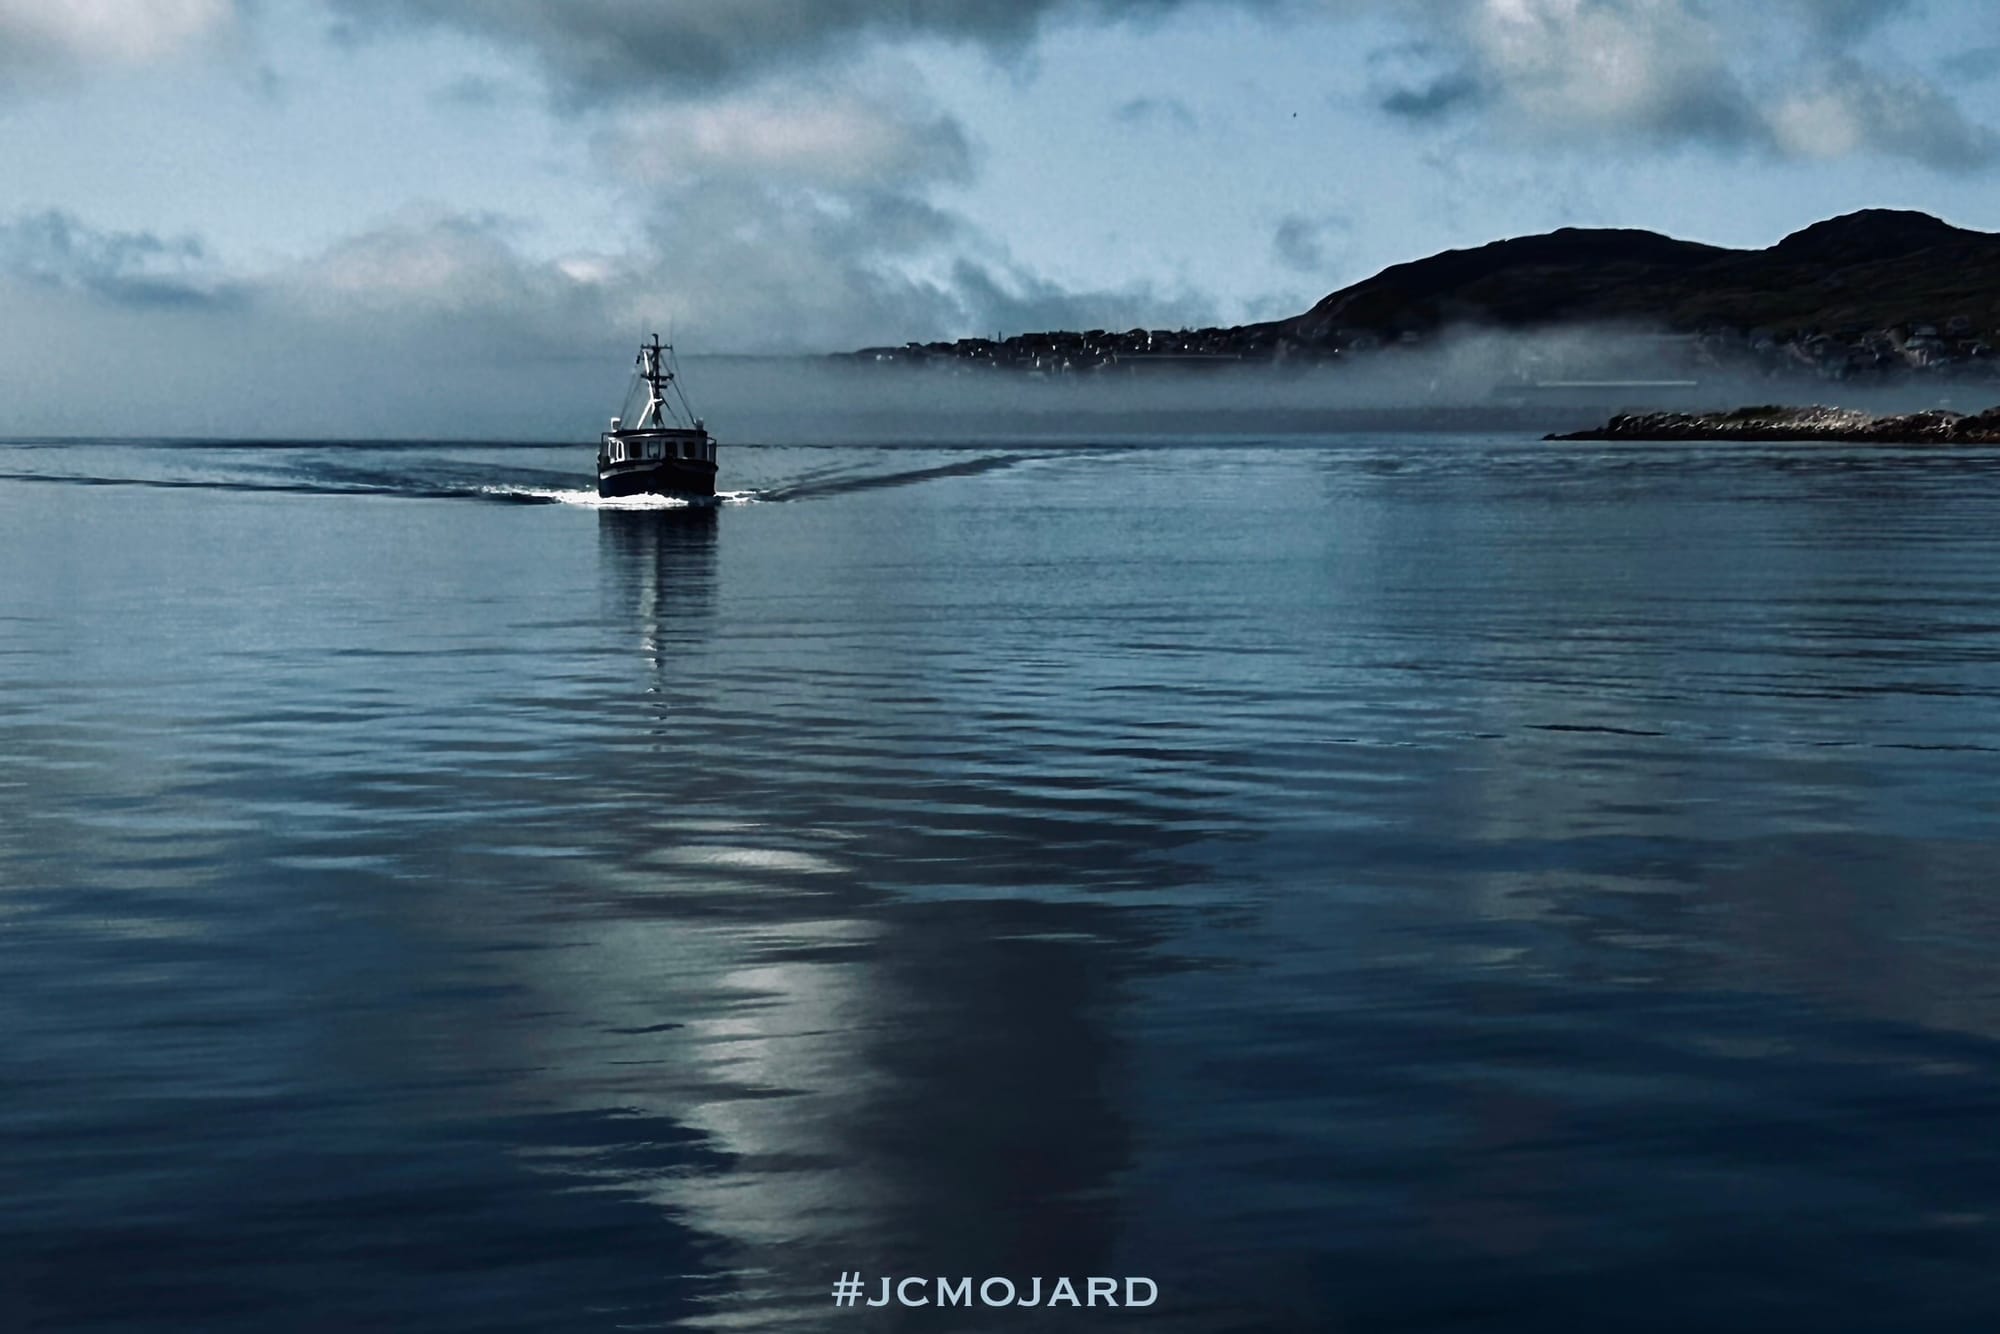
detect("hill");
top-left (1275, 209), bottom-right (2000, 344)
top-left (847, 209), bottom-right (2000, 379)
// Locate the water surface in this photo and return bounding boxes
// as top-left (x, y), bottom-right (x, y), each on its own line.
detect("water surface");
top-left (5, 432), bottom-right (2000, 1330)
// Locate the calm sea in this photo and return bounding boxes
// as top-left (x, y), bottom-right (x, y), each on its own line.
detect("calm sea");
top-left (5, 429), bottom-right (2000, 1331)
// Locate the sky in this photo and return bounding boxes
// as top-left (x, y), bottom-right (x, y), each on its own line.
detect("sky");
top-left (4, 0), bottom-right (2000, 435)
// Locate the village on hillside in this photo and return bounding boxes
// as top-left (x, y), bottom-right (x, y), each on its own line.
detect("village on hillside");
top-left (839, 318), bottom-right (2000, 388)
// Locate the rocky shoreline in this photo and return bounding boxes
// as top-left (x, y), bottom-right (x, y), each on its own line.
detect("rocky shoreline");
top-left (1546, 404), bottom-right (2000, 444)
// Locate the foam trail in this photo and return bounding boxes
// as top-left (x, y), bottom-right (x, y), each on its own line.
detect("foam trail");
top-left (481, 486), bottom-right (759, 508)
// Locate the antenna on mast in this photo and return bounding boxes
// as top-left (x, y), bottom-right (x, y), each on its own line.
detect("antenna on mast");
top-left (632, 331), bottom-right (674, 429)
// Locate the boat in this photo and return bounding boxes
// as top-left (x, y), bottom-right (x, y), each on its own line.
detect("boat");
top-left (598, 334), bottom-right (717, 499)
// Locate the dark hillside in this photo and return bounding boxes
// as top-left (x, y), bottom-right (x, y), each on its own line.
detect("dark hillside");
top-left (1277, 209), bottom-right (2000, 343)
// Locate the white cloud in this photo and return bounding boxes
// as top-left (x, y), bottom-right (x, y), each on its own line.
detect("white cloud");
top-left (602, 83), bottom-right (972, 191)
top-left (1769, 62), bottom-right (2000, 170)
top-left (302, 209), bottom-right (542, 306)
top-left (1373, 0), bottom-right (1999, 169)
top-left (1461, 0), bottom-right (1748, 143)
top-left (575, 54), bottom-right (1164, 350)
top-left (0, 188), bottom-right (1211, 402)
top-left (1768, 89), bottom-right (1864, 162)
top-left (0, 0), bottom-right (232, 70)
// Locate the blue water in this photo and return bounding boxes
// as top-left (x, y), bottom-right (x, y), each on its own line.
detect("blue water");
top-left (5, 431), bottom-right (2000, 1331)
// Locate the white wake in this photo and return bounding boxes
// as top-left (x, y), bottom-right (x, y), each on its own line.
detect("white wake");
top-left (482, 486), bottom-right (760, 509)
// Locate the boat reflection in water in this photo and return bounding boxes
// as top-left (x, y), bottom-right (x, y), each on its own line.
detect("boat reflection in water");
top-left (597, 506), bottom-right (718, 682)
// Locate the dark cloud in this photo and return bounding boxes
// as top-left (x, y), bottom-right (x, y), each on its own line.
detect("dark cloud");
top-left (1937, 42), bottom-right (2000, 84)
top-left (1793, 0), bottom-right (1912, 45)
top-left (1114, 96), bottom-right (1199, 133)
top-left (431, 74), bottom-right (516, 109)
top-left (0, 209), bottom-right (240, 307)
top-left (1269, 213), bottom-right (1350, 275)
top-left (1378, 70), bottom-right (1481, 121)
top-left (328, 0), bottom-right (1279, 104)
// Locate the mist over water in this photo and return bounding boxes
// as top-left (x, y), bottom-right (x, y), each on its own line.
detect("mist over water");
top-left (6, 419), bottom-right (2000, 1331)
top-left (17, 317), bottom-right (1983, 443)
top-left (681, 335), bottom-right (2000, 447)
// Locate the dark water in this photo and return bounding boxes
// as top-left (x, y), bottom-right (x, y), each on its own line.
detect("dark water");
top-left (6, 431), bottom-right (2000, 1331)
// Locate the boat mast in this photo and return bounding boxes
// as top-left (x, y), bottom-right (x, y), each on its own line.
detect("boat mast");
top-left (636, 333), bottom-right (672, 429)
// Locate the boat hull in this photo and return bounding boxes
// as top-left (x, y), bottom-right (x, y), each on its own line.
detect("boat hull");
top-left (597, 458), bottom-right (718, 499)
top-left (598, 427), bottom-right (716, 499)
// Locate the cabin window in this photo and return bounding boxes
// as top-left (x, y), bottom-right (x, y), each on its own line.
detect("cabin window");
top-left (646, 440), bottom-right (662, 460)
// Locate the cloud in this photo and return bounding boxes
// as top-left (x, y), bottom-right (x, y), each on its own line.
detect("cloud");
top-left (1378, 70), bottom-right (1481, 121)
top-left (1370, 0), bottom-right (1999, 169)
top-left (628, 183), bottom-right (964, 350)
top-left (430, 74), bottom-right (518, 109)
top-left (1938, 43), bottom-right (2000, 83)
top-left (1270, 213), bottom-right (1350, 275)
top-left (302, 3), bottom-right (1250, 352)
top-left (600, 81), bottom-right (973, 190)
top-left (1768, 61), bottom-right (2000, 170)
top-left (2, 0), bottom-right (1248, 422)
top-left (294, 209), bottom-right (567, 310)
top-left (30, 189), bottom-right (1202, 364)
top-left (326, 0), bottom-right (1268, 103)
top-left (946, 258), bottom-right (1215, 336)
top-left (1792, 0), bottom-right (1912, 46)
top-left (0, 195), bottom-right (1224, 442)
top-left (0, 0), bottom-right (233, 80)
top-left (565, 48), bottom-right (1199, 350)
top-left (0, 209), bottom-right (239, 307)
top-left (1386, 0), bottom-right (1759, 147)
top-left (1114, 96), bottom-right (1199, 133)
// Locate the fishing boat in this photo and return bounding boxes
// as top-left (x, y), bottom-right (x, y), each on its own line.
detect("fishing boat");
top-left (598, 334), bottom-right (717, 499)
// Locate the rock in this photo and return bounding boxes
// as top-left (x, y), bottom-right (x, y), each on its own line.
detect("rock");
top-left (1546, 404), bottom-right (2000, 444)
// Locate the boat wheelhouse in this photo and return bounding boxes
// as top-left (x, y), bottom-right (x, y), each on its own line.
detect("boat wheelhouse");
top-left (598, 334), bottom-right (717, 499)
